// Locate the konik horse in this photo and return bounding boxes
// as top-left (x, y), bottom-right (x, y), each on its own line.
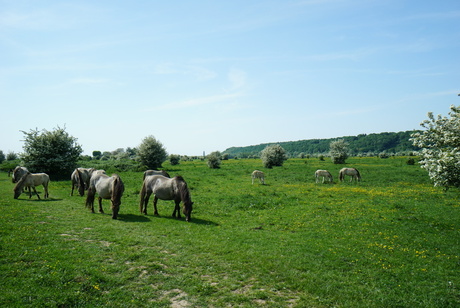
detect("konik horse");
top-left (315, 170), bottom-right (333, 183)
top-left (339, 168), bottom-right (361, 182)
top-left (251, 170), bottom-right (265, 184)
top-left (85, 171), bottom-right (124, 219)
top-left (139, 175), bottom-right (193, 222)
top-left (13, 172), bottom-right (50, 199)
top-left (71, 168), bottom-right (97, 196)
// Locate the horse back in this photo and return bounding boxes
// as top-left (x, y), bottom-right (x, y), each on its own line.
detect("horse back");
top-left (146, 175), bottom-right (176, 200)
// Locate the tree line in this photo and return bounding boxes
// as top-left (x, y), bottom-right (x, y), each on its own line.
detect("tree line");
top-left (223, 131), bottom-right (420, 158)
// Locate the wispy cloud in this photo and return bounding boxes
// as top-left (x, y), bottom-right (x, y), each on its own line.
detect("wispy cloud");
top-left (149, 92), bottom-right (243, 111)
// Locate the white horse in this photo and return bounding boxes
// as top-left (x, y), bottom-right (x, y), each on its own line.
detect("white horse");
top-left (339, 168), bottom-right (361, 182)
top-left (86, 171), bottom-right (124, 219)
top-left (252, 170), bottom-right (265, 184)
top-left (13, 172), bottom-right (50, 199)
top-left (315, 170), bottom-right (333, 183)
top-left (71, 168), bottom-right (96, 196)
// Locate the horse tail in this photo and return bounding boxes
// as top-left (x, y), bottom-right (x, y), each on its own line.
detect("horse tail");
top-left (85, 185), bottom-right (96, 209)
top-left (76, 169), bottom-right (85, 196)
top-left (339, 170), bottom-right (343, 181)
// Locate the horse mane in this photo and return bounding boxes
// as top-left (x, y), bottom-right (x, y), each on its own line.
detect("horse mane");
top-left (354, 168), bottom-right (361, 178)
top-left (174, 176), bottom-right (191, 203)
top-left (111, 174), bottom-right (125, 203)
top-left (161, 170), bottom-right (170, 178)
top-left (14, 171), bottom-right (31, 192)
top-left (75, 168), bottom-right (85, 196)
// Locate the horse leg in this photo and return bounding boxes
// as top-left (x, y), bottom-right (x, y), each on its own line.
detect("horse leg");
top-left (173, 201), bottom-right (181, 219)
top-left (98, 197), bottom-right (104, 213)
top-left (44, 184), bottom-right (49, 199)
top-left (143, 192), bottom-right (151, 215)
top-left (32, 187), bottom-right (40, 199)
top-left (153, 196), bottom-right (159, 216)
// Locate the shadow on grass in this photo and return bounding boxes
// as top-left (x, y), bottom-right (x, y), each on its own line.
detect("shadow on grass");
top-left (117, 214), bottom-right (151, 222)
top-left (145, 214), bottom-right (219, 226)
top-left (15, 197), bottom-right (63, 202)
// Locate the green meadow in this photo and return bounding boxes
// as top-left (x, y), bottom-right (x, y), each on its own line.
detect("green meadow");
top-left (1, 157), bottom-right (459, 307)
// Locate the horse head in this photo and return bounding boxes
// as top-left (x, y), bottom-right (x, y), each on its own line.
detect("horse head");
top-left (183, 201), bottom-right (193, 222)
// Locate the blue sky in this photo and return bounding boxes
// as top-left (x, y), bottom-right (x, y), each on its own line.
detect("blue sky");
top-left (1, 0), bottom-right (459, 156)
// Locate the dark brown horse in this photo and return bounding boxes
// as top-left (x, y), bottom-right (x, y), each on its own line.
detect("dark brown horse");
top-left (139, 175), bottom-right (193, 222)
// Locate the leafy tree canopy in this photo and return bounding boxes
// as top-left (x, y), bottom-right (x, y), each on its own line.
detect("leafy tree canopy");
top-left (21, 126), bottom-right (82, 179)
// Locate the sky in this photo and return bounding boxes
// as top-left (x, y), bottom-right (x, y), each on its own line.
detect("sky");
top-left (1, 0), bottom-right (459, 156)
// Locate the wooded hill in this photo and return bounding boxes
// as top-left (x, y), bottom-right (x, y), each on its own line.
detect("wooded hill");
top-left (223, 131), bottom-right (420, 158)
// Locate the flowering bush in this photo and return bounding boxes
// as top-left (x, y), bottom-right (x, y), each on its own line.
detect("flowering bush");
top-left (330, 139), bottom-right (349, 164)
top-left (411, 105), bottom-right (460, 189)
top-left (260, 144), bottom-right (287, 168)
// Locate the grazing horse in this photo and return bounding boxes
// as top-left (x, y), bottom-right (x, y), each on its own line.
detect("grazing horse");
top-left (71, 168), bottom-right (96, 196)
top-left (85, 172), bottom-right (124, 219)
top-left (139, 175), bottom-right (193, 222)
top-left (315, 169), bottom-right (333, 183)
top-left (143, 169), bottom-right (170, 180)
top-left (12, 166), bottom-right (28, 183)
top-left (339, 168), bottom-right (361, 182)
top-left (251, 170), bottom-right (265, 184)
top-left (13, 172), bottom-right (50, 199)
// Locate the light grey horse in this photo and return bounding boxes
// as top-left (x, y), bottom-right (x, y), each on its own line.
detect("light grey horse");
top-left (13, 172), bottom-right (49, 199)
top-left (315, 170), bottom-right (333, 183)
top-left (339, 168), bottom-right (361, 182)
top-left (85, 171), bottom-right (124, 219)
top-left (251, 170), bottom-right (265, 184)
top-left (139, 175), bottom-right (193, 222)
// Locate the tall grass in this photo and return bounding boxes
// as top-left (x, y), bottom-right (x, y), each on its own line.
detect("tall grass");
top-left (1, 157), bottom-right (459, 307)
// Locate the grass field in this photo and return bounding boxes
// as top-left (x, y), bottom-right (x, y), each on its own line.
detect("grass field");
top-left (1, 157), bottom-right (459, 307)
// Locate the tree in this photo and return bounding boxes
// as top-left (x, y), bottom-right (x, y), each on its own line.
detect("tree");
top-left (21, 126), bottom-right (82, 179)
top-left (137, 135), bottom-right (167, 169)
top-left (0, 150), bottom-right (5, 164)
top-left (330, 139), bottom-right (349, 164)
top-left (7, 152), bottom-right (18, 161)
top-left (207, 151), bottom-right (222, 169)
top-left (411, 105), bottom-right (460, 189)
top-left (169, 154), bottom-right (180, 166)
top-left (260, 144), bottom-right (287, 168)
top-left (92, 151), bottom-right (102, 159)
